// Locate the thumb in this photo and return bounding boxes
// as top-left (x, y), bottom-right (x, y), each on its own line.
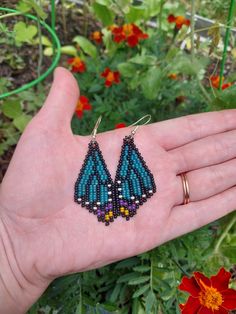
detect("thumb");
top-left (37, 67), bottom-right (80, 128)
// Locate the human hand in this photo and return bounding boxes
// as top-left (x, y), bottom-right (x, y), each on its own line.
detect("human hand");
top-left (0, 67), bottom-right (236, 313)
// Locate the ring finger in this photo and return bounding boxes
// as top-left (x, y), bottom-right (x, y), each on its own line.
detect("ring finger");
top-left (174, 158), bottom-right (236, 205)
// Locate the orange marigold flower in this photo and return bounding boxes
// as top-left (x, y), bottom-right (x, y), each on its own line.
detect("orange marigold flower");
top-left (67, 57), bottom-right (86, 73)
top-left (178, 267), bottom-right (236, 313)
top-left (111, 23), bottom-right (148, 47)
top-left (101, 67), bottom-right (120, 87)
top-left (168, 73), bottom-right (178, 80)
top-left (75, 96), bottom-right (92, 118)
top-left (167, 14), bottom-right (190, 29)
top-left (91, 31), bottom-right (103, 44)
top-left (210, 76), bottom-right (232, 90)
top-left (115, 122), bottom-right (126, 129)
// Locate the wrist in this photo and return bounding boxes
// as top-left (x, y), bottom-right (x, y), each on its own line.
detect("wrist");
top-left (0, 214), bottom-right (49, 313)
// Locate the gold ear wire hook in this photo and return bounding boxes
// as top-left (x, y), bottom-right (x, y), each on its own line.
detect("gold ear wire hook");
top-left (91, 115), bottom-right (102, 141)
top-left (129, 114), bottom-right (151, 136)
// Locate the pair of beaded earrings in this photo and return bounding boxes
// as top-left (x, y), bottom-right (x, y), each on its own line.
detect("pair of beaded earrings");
top-left (74, 115), bottom-right (156, 226)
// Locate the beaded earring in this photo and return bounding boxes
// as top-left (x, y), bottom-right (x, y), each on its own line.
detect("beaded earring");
top-left (74, 115), bottom-right (156, 226)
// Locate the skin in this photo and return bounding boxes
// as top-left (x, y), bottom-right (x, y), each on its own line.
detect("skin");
top-left (0, 67), bottom-right (236, 313)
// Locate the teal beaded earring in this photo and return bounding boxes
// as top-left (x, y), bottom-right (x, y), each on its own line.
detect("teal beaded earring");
top-left (74, 115), bottom-right (156, 225)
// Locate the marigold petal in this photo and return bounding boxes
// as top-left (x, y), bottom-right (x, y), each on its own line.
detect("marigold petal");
top-left (221, 289), bottom-right (236, 309)
top-left (184, 19), bottom-right (191, 26)
top-left (194, 272), bottom-right (211, 289)
top-left (67, 58), bottom-right (74, 64)
top-left (127, 35), bottom-right (139, 47)
top-left (79, 95), bottom-right (89, 104)
top-left (168, 14), bottom-right (176, 23)
top-left (115, 123), bottom-right (126, 129)
top-left (178, 276), bottom-right (201, 297)
top-left (105, 80), bottom-right (112, 87)
top-left (198, 307), bottom-right (214, 314)
top-left (113, 71), bottom-right (120, 83)
top-left (75, 110), bottom-right (83, 118)
top-left (83, 102), bottom-right (92, 110)
top-left (210, 268), bottom-right (231, 291)
top-left (101, 67), bottom-right (110, 78)
top-left (214, 307), bottom-right (229, 314)
top-left (222, 82), bottom-right (232, 90)
top-left (180, 296), bottom-right (201, 314)
top-left (114, 34), bottom-right (126, 43)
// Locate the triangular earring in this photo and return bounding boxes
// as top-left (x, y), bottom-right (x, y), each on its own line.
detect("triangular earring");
top-left (114, 115), bottom-right (156, 220)
top-left (74, 117), bottom-right (116, 225)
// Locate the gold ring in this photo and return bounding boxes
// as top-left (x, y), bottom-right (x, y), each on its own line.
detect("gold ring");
top-left (180, 173), bottom-right (190, 205)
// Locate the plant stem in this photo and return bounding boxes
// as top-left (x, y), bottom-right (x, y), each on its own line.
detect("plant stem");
top-left (214, 214), bottom-right (236, 254)
top-left (61, 0), bottom-right (68, 40)
top-left (36, 0), bottom-right (43, 78)
top-left (190, 0), bottom-right (195, 61)
top-left (219, 0), bottom-right (236, 89)
top-left (0, 12), bottom-right (21, 20)
top-left (51, 0), bottom-right (56, 54)
top-left (197, 78), bottom-right (212, 103)
top-left (158, 0), bottom-right (165, 31)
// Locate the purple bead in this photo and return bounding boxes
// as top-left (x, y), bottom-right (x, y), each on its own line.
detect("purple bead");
top-left (128, 205), bottom-right (132, 210)
top-left (120, 200), bottom-right (124, 205)
top-left (97, 212), bottom-right (101, 216)
top-left (132, 204), bottom-right (136, 209)
top-left (108, 204), bottom-right (113, 209)
top-left (124, 201), bottom-right (128, 206)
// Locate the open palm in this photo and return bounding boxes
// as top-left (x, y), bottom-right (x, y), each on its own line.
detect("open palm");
top-left (1, 68), bottom-right (236, 312)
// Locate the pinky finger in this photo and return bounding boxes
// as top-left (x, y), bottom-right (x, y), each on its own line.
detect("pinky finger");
top-left (166, 186), bottom-right (236, 240)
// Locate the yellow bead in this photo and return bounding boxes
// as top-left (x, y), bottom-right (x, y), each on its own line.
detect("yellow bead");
top-left (125, 210), bottom-right (129, 215)
top-left (105, 215), bottom-right (109, 220)
top-left (120, 207), bottom-right (125, 212)
top-left (109, 211), bottom-right (113, 217)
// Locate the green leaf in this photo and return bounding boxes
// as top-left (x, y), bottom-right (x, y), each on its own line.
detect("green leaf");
top-left (117, 272), bottom-right (139, 283)
top-left (2, 100), bottom-right (22, 119)
top-left (129, 54), bottom-right (157, 66)
top-left (126, 6), bottom-right (146, 23)
top-left (61, 45), bottom-right (78, 56)
top-left (133, 265), bottom-right (150, 272)
top-left (23, 0), bottom-right (47, 19)
top-left (92, 2), bottom-right (114, 26)
top-left (109, 283), bottom-right (122, 302)
top-left (118, 62), bottom-right (137, 78)
top-left (145, 290), bottom-right (156, 314)
top-left (132, 284), bottom-right (150, 298)
top-left (73, 36), bottom-right (97, 58)
top-left (128, 276), bottom-right (150, 285)
top-left (141, 67), bottom-right (162, 100)
top-left (13, 114), bottom-right (31, 132)
top-left (14, 21), bottom-right (38, 44)
top-left (34, 35), bottom-right (52, 47)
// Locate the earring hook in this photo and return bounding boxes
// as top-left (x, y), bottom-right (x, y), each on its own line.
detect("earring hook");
top-left (91, 115), bottom-right (102, 141)
top-left (129, 114), bottom-right (151, 136)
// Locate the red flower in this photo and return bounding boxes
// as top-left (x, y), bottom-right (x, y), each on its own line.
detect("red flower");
top-left (110, 23), bottom-right (148, 47)
top-left (167, 14), bottom-right (190, 29)
top-left (67, 57), bottom-right (86, 73)
top-left (115, 122), bottom-right (126, 129)
top-left (91, 31), bottom-right (103, 44)
top-left (101, 67), bottom-right (120, 87)
top-left (75, 96), bottom-right (92, 118)
top-left (178, 267), bottom-right (236, 313)
top-left (210, 76), bottom-right (232, 90)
